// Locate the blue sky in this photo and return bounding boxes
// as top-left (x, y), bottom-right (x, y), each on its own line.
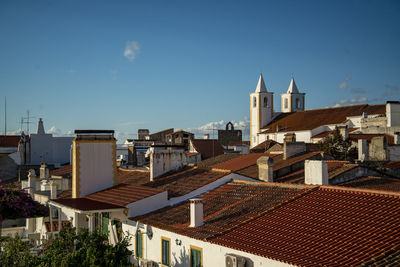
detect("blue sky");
top-left (1, 0), bottom-right (399, 142)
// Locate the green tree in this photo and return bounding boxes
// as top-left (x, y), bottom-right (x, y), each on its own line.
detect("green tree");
top-left (1, 224), bottom-right (132, 267)
top-left (319, 127), bottom-right (358, 161)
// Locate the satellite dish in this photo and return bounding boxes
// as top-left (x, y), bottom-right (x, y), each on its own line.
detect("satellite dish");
top-left (226, 256), bottom-right (233, 267)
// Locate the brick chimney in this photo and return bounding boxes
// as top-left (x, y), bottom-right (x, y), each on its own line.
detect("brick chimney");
top-left (257, 156), bottom-right (274, 182)
top-left (304, 160), bottom-right (328, 185)
top-left (72, 130), bottom-right (116, 198)
top-left (190, 198), bottom-right (203, 227)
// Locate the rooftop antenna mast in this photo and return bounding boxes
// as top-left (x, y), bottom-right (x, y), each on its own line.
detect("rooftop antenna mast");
top-left (4, 97), bottom-right (6, 136)
top-left (22, 110), bottom-right (35, 135)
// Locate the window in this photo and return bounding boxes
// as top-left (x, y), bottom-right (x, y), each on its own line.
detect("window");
top-left (284, 98), bottom-right (288, 109)
top-left (136, 231), bottom-right (143, 258)
top-left (296, 98), bottom-right (300, 109)
top-left (253, 96), bottom-right (256, 107)
top-left (102, 213), bottom-right (109, 234)
top-left (264, 97), bottom-right (268, 107)
top-left (161, 237), bottom-right (170, 266)
top-left (190, 245), bottom-right (202, 267)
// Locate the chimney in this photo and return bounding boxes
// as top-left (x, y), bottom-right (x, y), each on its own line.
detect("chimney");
top-left (257, 156), bottom-right (274, 182)
top-left (37, 118), bottom-right (45, 135)
top-left (283, 133), bottom-right (296, 143)
top-left (40, 163), bottom-right (49, 179)
top-left (362, 112), bottom-right (368, 119)
top-left (203, 134), bottom-right (209, 140)
top-left (394, 132), bottom-right (400, 145)
top-left (338, 125), bottom-right (348, 140)
top-left (283, 141), bottom-right (306, 159)
top-left (149, 146), bottom-right (186, 181)
top-left (358, 139), bottom-right (369, 161)
top-left (72, 130), bottom-right (116, 198)
top-left (190, 198), bottom-right (203, 227)
top-left (27, 169), bottom-right (37, 197)
top-left (304, 160), bottom-right (328, 185)
top-left (386, 101), bottom-right (400, 127)
top-left (50, 181), bottom-right (57, 200)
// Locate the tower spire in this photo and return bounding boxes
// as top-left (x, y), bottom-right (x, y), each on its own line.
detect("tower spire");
top-left (255, 73), bottom-right (267, 93)
top-left (287, 77), bottom-right (299, 94)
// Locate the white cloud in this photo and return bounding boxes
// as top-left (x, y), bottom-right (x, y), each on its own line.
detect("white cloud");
top-left (334, 97), bottom-right (367, 107)
top-left (339, 76), bottom-right (351, 90)
top-left (124, 41), bottom-right (140, 62)
top-left (47, 126), bottom-right (62, 136)
top-left (185, 117), bottom-right (250, 139)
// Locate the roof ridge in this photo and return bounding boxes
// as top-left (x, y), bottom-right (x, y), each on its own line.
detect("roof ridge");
top-left (205, 186), bottom-right (319, 241)
top-left (318, 185), bottom-right (400, 197)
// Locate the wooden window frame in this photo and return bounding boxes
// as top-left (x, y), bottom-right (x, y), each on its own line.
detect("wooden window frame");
top-left (161, 236), bottom-right (171, 266)
top-left (190, 245), bottom-right (203, 267)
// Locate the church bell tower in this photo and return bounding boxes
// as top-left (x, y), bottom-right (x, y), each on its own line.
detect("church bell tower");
top-left (250, 74), bottom-right (273, 148)
top-left (281, 77), bottom-right (305, 113)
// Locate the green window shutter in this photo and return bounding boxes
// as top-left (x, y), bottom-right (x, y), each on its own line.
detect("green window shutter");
top-left (102, 213), bottom-right (109, 234)
top-left (162, 239), bottom-right (170, 265)
top-left (136, 232), bottom-right (143, 258)
top-left (191, 248), bottom-right (201, 267)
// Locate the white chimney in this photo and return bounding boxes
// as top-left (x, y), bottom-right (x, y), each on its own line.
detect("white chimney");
top-left (50, 181), bottom-right (57, 200)
top-left (304, 160), bottom-right (328, 185)
top-left (190, 198), bottom-right (203, 227)
top-left (358, 139), bottom-right (369, 161)
top-left (27, 169), bottom-right (37, 197)
top-left (40, 163), bottom-right (49, 179)
top-left (72, 130), bottom-right (116, 198)
top-left (257, 156), bottom-right (274, 182)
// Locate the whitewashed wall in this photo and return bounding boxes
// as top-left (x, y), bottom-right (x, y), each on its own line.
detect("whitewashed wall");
top-left (78, 142), bottom-right (114, 197)
top-left (123, 222), bottom-right (292, 267)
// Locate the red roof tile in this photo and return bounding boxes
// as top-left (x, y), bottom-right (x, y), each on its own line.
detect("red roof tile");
top-left (196, 154), bottom-right (241, 169)
top-left (57, 189), bottom-right (72, 199)
top-left (262, 104), bottom-right (385, 133)
top-left (190, 139), bottom-right (224, 159)
top-left (339, 176), bottom-right (400, 192)
top-left (0, 135), bottom-right (22, 147)
top-left (115, 168), bottom-right (150, 185)
top-left (211, 153), bottom-right (269, 172)
top-left (50, 164), bottom-right (72, 177)
top-left (144, 167), bottom-right (227, 198)
top-left (384, 161), bottom-right (400, 170)
top-left (131, 182), bottom-right (308, 240)
top-left (209, 186), bottom-right (400, 266)
top-left (85, 184), bottom-right (164, 206)
top-left (250, 140), bottom-right (279, 152)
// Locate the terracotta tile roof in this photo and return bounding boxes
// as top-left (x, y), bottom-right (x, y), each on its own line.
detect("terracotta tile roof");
top-left (115, 168), bottom-right (150, 185)
top-left (190, 139), bottom-right (224, 159)
top-left (85, 184), bottom-right (164, 206)
top-left (312, 130), bottom-right (332, 139)
top-left (250, 140), bottom-right (278, 153)
top-left (211, 153), bottom-right (269, 172)
top-left (0, 135), bottom-right (22, 147)
top-left (228, 140), bottom-right (250, 146)
top-left (361, 246), bottom-right (400, 266)
top-left (50, 164), bottom-right (72, 177)
top-left (339, 176), bottom-right (400, 192)
top-left (144, 167), bottom-right (227, 198)
top-left (348, 133), bottom-right (395, 145)
top-left (384, 161), bottom-right (400, 170)
top-left (209, 186), bottom-right (400, 266)
top-left (262, 104), bottom-right (385, 133)
top-left (236, 152), bottom-right (322, 179)
top-left (196, 154), bottom-right (241, 169)
top-left (131, 182), bottom-right (308, 240)
top-left (57, 189), bottom-right (72, 199)
top-left (52, 198), bottom-right (124, 211)
top-left (276, 161), bottom-right (358, 184)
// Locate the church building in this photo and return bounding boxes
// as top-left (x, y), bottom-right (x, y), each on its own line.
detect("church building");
top-left (249, 74), bottom-right (400, 148)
